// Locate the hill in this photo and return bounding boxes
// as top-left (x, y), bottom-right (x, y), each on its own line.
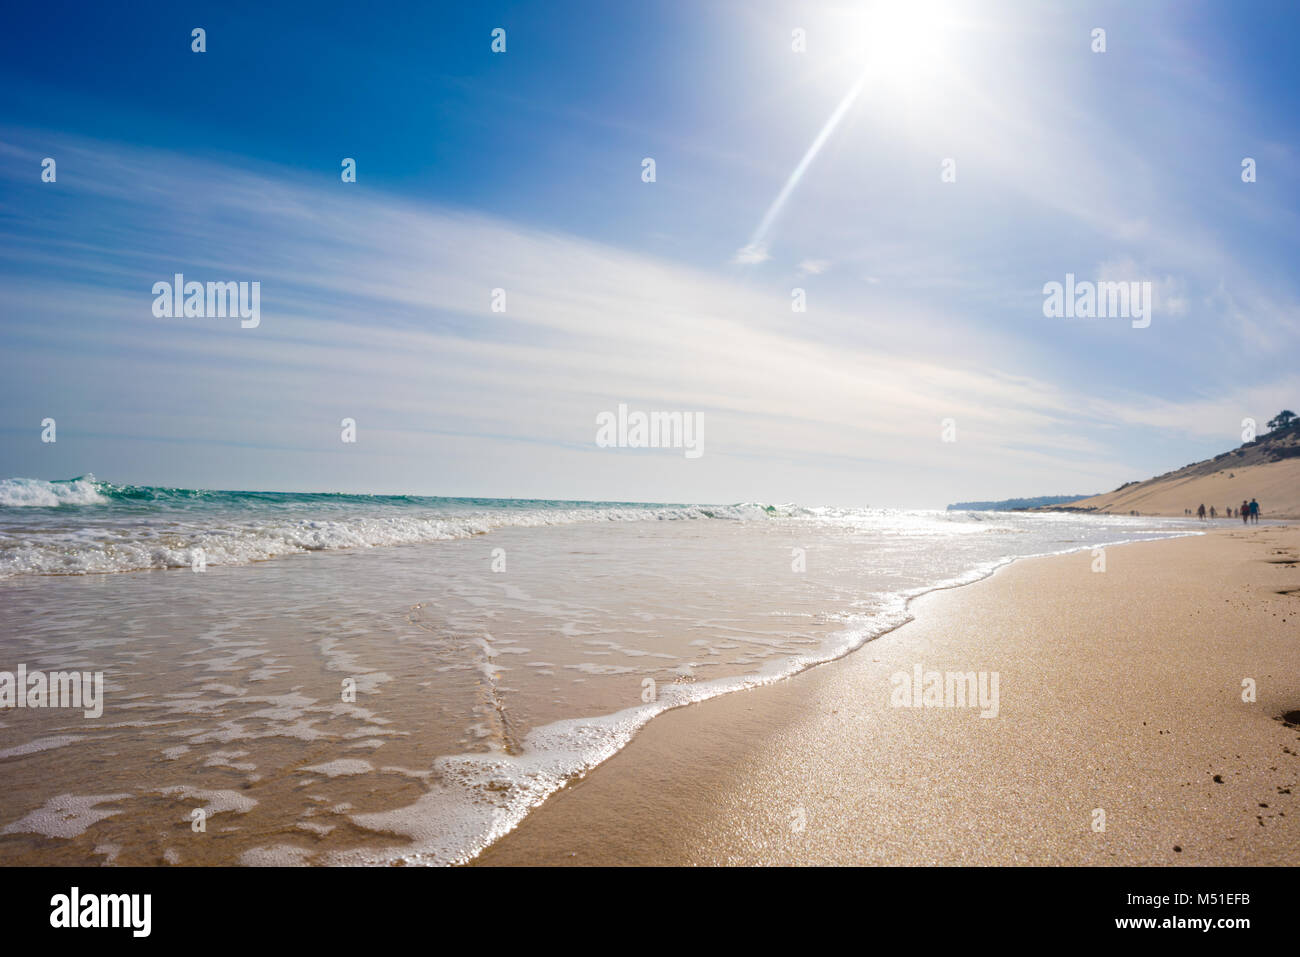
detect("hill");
top-left (1046, 420), bottom-right (1300, 519)
top-left (947, 494), bottom-right (1094, 511)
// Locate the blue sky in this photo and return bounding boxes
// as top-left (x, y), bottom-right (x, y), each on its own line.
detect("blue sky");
top-left (2, 0), bottom-right (1298, 506)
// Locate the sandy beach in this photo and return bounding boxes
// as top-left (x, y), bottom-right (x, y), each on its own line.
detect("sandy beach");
top-left (4, 503), bottom-right (1210, 866)
top-left (476, 524), bottom-right (1300, 865)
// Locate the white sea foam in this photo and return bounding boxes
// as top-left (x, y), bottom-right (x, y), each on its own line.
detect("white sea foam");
top-left (0, 488), bottom-right (782, 578)
top-left (158, 785), bottom-right (257, 817)
top-left (0, 477), bottom-right (107, 507)
top-left (328, 589), bottom-right (919, 866)
top-left (300, 759), bottom-right (374, 778)
top-left (0, 735), bottom-right (86, 760)
top-left (2, 793), bottom-right (132, 838)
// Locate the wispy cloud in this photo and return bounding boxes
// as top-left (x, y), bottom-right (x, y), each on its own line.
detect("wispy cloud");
top-left (1, 118), bottom-right (1296, 505)
top-left (731, 243), bottom-right (770, 265)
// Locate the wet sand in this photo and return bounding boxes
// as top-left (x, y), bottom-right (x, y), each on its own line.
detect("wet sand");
top-left (476, 524), bottom-right (1300, 865)
top-left (0, 511), bottom-right (1210, 866)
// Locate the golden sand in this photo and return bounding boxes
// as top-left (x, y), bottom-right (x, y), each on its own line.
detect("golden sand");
top-left (476, 525), bottom-right (1300, 865)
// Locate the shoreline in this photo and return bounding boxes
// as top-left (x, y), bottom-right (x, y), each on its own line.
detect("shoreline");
top-left (475, 525), bottom-right (1300, 865)
top-left (0, 511), bottom-right (1214, 866)
top-left (418, 529), bottom-right (1209, 865)
top-left (334, 528), bottom-right (1204, 865)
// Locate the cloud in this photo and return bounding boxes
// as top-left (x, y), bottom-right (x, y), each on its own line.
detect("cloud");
top-left (1096, 258), bottom-right (1190, 319)
top-left (1, 127), bottom-right (1296, 504)
top-left (731, 243), bottom-right (770, 265)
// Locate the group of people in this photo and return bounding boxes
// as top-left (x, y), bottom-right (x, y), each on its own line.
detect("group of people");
top-left (1191, 499), bottom-right (1260, 523)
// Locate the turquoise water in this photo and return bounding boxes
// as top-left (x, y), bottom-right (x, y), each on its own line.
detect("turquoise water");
top-left (0, 474), bottom-right (773, 576)
top-left (0, 473), bottom-right (713, 514)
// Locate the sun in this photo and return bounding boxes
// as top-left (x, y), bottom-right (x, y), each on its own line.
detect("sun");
top-left (847, 1), bottom-right (953, 88)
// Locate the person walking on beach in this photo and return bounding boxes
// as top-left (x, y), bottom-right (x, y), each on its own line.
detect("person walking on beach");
top-left (1241, 500), bottom-right (1250, 524)
top-left (1197, 503), bottom-right (1206, 520)
top-left (1250, 498), bottom-right (1260, 523)
top-left (1210, 506), bottom-right (1217, 518)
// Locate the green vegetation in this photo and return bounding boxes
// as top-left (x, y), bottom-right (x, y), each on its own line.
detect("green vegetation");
top-left (1267, 409), bottom-right (1296, 432)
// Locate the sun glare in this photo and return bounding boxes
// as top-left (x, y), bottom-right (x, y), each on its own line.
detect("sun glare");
top-left (848, 1), bottom-right (952, 87)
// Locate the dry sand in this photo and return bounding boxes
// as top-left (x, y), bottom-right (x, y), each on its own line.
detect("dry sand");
top-left (1070, 458), bottom-right (1300, 519)
top-left (476, 525), bottom-right (1300, 865)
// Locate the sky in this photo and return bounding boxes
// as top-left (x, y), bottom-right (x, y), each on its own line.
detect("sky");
top-left (1, 0), bottom-right (1298, 507)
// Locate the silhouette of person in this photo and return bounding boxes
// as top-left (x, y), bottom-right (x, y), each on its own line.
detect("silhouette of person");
top-left (1241, 500), bottom-right (1250, 524)
top-left (1250, 498), bottom-right (1260, 523)
top-left (1197, 504), bottom-right (1206, 520)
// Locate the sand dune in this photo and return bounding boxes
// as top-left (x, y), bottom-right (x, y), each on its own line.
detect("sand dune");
top-left (1060, 424), bottom-right (1300, 519)
top-left (1069, 459), bottom-right (1300, 519)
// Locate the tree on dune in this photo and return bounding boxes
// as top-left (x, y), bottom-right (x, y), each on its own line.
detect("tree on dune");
top-left (1267, 410), bottom-right (1296, 432)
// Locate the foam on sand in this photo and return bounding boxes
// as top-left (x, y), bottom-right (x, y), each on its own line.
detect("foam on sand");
top-left (2, 793), bottom-right (132, 838)
top-left (300, 759), bottom-right (374, 778)
top-left (158, 785), bottom-right (257, 817)
top-left (0, 735), bottom-right (86, 760)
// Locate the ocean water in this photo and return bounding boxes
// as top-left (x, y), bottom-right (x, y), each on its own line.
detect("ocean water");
top-left (0, 476), bottom-right (1207, 865)
top-left (0, 475), bottom-right (763, 577)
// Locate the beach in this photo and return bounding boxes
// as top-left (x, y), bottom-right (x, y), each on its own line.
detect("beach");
top-left (0, 482), bottom-right (1232, 866)
top-left (476, 524), bottom-right (1300, 865)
